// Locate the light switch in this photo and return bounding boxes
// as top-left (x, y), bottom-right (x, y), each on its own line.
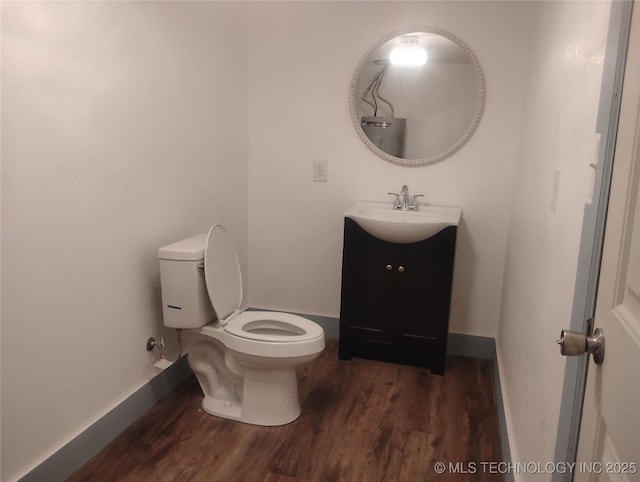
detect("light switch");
top-left (313, 160), bottom-right (328, 182)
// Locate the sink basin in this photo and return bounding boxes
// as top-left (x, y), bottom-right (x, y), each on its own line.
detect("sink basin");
top-left (344, 201), bottom-right (462, 244)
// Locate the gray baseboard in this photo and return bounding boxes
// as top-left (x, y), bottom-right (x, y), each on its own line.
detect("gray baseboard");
top-left (491, 358), bottom-right (514, 482)
top-left (20, 314), bottom-right (510, 482)
top-left (447, 332), bottom-right (496, 359)
top-left (449, 331), bottom-right (512, 481)
top-left (19, 356), bottom-right (193, 482)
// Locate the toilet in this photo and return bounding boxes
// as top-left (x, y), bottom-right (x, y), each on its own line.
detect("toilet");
top-left (158, 224), bottom-right (325, 426)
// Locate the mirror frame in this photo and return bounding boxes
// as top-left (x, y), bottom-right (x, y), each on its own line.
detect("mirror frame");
top-left (349, 26), bottom-right (486, 167)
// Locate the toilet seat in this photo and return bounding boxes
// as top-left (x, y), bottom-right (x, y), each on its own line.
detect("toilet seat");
top-left (224, 311), bottom-right (324, 343)
top-left (204, 224), bottom-right (323, 345)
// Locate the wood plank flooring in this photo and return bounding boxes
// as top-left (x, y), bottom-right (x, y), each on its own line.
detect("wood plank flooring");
top-left (69, 339), bottom-right (504, 481)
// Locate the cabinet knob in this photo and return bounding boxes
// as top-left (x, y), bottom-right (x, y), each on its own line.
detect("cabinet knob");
top-left (398, 266), bottom-right (405, 273)
top-left (386, 264), bottom-right (393, 271)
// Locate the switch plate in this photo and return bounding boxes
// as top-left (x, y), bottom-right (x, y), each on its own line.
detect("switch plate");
top-left (313, 160), bottom-right (328, 182)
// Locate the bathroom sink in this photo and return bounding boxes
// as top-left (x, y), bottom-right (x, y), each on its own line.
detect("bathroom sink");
top-left (344, 201), bottom-right (462, 244)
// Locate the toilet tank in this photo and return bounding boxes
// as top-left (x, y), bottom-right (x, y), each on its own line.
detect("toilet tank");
top-left (158, 233), bottom-right (215, 329)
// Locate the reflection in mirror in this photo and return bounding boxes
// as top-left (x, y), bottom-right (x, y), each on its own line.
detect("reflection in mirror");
top-left (350, 27), bottom-right (485, 167)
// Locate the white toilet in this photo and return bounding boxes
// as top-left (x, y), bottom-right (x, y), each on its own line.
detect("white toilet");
top-left (158, 224), bottom-right (325, 426)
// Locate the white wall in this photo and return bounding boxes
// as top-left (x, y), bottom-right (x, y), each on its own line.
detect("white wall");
top-left (0, 2), bottom-right (248, 480)
top-left (1, 1), bottom-right (612, 479)
top-left (246, 1), bottom-right (536, 337)
top-left (497, 1), bottom-right (610, 475)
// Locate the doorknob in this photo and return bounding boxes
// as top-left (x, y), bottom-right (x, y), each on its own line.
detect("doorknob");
top-left (557, 327), bottom-right (605, 365)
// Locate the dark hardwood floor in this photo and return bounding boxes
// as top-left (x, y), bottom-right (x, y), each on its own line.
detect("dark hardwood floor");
top-left (69, 339), bottom-right (504, 481)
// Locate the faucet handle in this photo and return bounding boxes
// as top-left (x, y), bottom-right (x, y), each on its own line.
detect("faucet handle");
top-left (388, 192), bottom-right (402, 210)
top-left (410, 194), bottom-right (425, 210)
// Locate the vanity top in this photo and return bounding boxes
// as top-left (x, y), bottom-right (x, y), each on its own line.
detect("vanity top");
top-left (344, 201), bottom-right (461, 243)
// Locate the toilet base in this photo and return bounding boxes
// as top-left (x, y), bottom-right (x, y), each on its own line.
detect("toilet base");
top-left (200, 367), bottom-right (301, 426)
top-left (187, 329), bottom-right (322, 426)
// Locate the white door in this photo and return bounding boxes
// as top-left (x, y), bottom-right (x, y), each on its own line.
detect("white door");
top-left (575, 2), bottom-right (640, 480)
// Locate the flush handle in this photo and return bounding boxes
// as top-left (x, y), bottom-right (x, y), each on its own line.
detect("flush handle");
top-left (557, 327), bottom-right (605, 365)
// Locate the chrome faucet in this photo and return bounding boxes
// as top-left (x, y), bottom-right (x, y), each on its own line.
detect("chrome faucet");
top-left (388, 185), bottom-right (424, 211)
top-left (400, 184), bottom-right (410, 210)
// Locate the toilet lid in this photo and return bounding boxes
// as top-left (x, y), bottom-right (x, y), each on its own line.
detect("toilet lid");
top-left (204, 224), bottom-right (243, 322)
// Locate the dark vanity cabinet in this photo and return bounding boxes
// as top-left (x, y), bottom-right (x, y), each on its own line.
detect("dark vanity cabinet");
top-left (338, 217), bottom-right (457, 375)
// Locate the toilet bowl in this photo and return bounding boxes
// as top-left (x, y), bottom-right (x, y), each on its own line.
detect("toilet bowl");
top-left (158, 224), bottom-right (325, 426)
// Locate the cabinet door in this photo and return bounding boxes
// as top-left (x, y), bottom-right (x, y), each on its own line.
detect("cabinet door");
top-left (392, 227), bottom-right (456, 372)
top-left (394, 228), bottom-right (456, 339)
top-left (340, 219), bottom-right (394, 341)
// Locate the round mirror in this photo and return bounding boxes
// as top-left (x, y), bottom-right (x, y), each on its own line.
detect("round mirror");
top-left (349, 27), bottom-right (485, 167)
